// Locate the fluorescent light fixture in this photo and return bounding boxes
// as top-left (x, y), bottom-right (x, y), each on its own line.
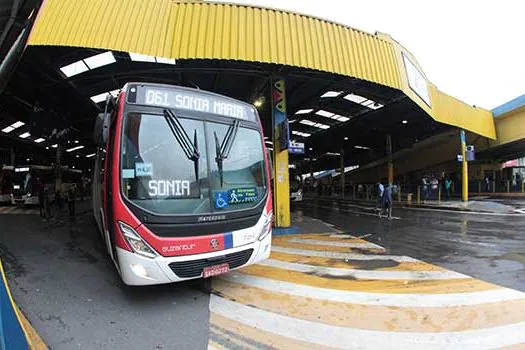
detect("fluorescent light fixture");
top-left (129, 52), bottom-right (156, 62)
top-left (90, 92), bottom-right (109, 103)
top-left (46, 147), bottom-right (49, 150)
top-left (314, 123), bottom-right (329, 129)
top-left (84, 51), bottom-right (116, 70)
top-left (344, 137), bottom-right (349, 140)
top-left (288, 119), bottom-right (296, 124)
top-left (315, 110), bottom-right (334, 118)
top-left (74, 140), bottom-right (79, 144)
top-left (265, 141), bottom-right (273, 145)
top-left (19, 132), bottom-right (30, 139)
top-left (60, 60), bottom-right (89, 77)
top-left (86, 153), bottom-right (96, 158)
top-left (300, 119), bottom-right (316, 126)
top-left (66, 145), bottom-right (84, 153)
top-left (51, 144), bottom-right (58, 148)
top-left (267, 147), bottom-right (273, 151)
top-left (369, 102), bottom-right (384, 110)
top-left (344, 93), bottom-right (367, 104)
top-left (109, 89), bottom-right (120, 97)
top-left (402, 120), bottom-right (408, 124)
top-left (295, 109), bottom-right (313, 115)
top-left (326, 152), bottom-right (341, 156)
top-left (15, 167), bottom-right (29, 172)
top-left (2, 126), bottom-right (14, 133)
top-left (34, 138), bottom-right (45, 143)
top-left (13, 185), bottom-right (20, 189)
top-left (333, 115), bottom-right (351, 122)
top-left (354, 145), bottom-right (370, 150)
top-left (155, 56), bottom-right (176, 65)
top-left (321, 91), bottom-right (343, 98)
top-left (309, 147), bottom-right (313, 151)
top-left (291, 130), bottom-right (311, 137)
top-left (11, 121), bottom-right (24, 129)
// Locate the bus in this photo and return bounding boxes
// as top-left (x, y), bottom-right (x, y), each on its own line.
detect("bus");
top-left (0, 166), bottom-right (14, 204)
top-left (11, 165), bottom-right (55, 206)
top-left (92, 82), bottom-right (272, 286)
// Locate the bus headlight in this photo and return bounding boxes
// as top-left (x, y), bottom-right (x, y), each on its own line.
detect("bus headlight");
top-left (118, 222), bottom-right (158, 258)
top-left (258, 211), bottom-right (272, 241)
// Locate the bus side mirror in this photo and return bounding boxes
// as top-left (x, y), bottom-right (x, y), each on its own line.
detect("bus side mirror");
top-left (93, 113), bottom-right (110, 146)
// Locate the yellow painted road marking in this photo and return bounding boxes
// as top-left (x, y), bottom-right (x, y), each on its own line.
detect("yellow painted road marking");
top-left (273, 238), bottom-right (385, 254)
top-left (213, 279), bottom-right (525, 332)
top-left (241, 264), bottom-right (498, 293)
top-left (270, 251), bottom-right (447, 272)
top-left (210, 312), bottom-right (337, 350)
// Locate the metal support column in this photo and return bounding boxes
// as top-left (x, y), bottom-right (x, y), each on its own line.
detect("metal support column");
top-left (271, 78), bottom-right (290, 227)
top-left (460, 130), bottom-right (468, 202)
top-left (386, 135), bottom-right (393, 184)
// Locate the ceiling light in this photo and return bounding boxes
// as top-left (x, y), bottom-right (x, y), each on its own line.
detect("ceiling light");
top-left (129, 52), bottom-right (156, 62)
top-left (321, 91), bottom-right (343, 98)
top-left (344, 137), bottom-right (349, 140)
top-left (109, 89), bottom-right (120, 98)
top-left (34, 138), bottom-right (45, 143)
top-left (86, 153), bottom-right (96, 158)
top-left (1, 126), bottom-right (14, 133)
top-left (155, 56), bottom-right (176, 65)
top-left (354, 145), bottom-right (370, 150)
top-left (265, 141), bottom-right (273, 145)
top-left (315, 110), bottom-right (334, 118)
top-left (60, 60), bottom-right (89, 77)
top-left (26, 158), bottom-right (30, 162)
top-left (289, 119), bottom-right (296, 123)
top-left (74, 140), bottom-right (79, 144)
top-left (51, 144), bottom-right (58, 148)
top-left (326, 152), bottom-right (341, 156)
top-left (333, 115), bottom-right (351, 122)
top-left (254, 99), bottom-right (263, 107)
top-left (19, 132), bottom-right (30, 139)
top-left (291, 130), bottom-right (311, 138)
top-left (368, 102), bottom-right (384, 110)
top-left (267, 147), bottom-right (273, 151)
top-left (76, 155), bottom-right (80, 158)
top-left (344, 94), bottom-right (367, 104)
top-left (295, 109), bottom-right (313, 115)
top-left (300, 119), bottom-right (316, 126)
top-left (309, 147), bottom-right (313, 151)
top-left (83, 51), bottom-right (116, 70)
top-left (90, 92), bottom-right (109, 103)
top-left (66, 145), bottom-right (84, 153)
top-left (46, 147), bottom-right (49, 150)
top-left (11, 121), bottom-right (25, 129)
top-left (402, 120), bottom-right (408, 124)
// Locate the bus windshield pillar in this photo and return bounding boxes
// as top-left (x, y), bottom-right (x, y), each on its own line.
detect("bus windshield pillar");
top-left (271, 78), bottom-right (291, 227)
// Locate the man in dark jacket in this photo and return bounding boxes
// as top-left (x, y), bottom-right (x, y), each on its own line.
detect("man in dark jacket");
top-left (381, 184), bottom-right (394, 220)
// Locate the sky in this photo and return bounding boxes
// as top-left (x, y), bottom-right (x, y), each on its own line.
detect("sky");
top-left (214, 0), bottom-right (524, 110)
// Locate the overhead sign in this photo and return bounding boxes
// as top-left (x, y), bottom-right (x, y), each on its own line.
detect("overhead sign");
top-left (402, 52), bottom-right (431, 107)
top-left (288, 141), bottom-right (305, 154)
top-left (466, 145), bottom-right (475, 161)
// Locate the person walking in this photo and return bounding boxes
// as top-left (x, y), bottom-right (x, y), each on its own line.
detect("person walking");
top-left (381, 183), bottom-right (394, 220)
top-left (445, 177), bottom-right (452, 200)
top-left (422, 177), bottom-right (429, 202)
top-left (376, 181), bottom-right (384, 215)
top-left (67, 185), bottom-right (76, 219)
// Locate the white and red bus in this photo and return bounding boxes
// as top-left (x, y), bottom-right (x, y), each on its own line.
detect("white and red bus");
top-left (92, 83), bottom-right (272, 286)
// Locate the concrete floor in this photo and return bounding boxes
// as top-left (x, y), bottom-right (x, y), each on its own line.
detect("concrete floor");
top-left (1, 198), bottom-right (524, 349)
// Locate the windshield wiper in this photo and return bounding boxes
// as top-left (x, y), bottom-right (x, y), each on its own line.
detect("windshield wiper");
top-left (214, 119), bottom-right (240, 187)
top-left (163, 109), bottom-right (200, 181)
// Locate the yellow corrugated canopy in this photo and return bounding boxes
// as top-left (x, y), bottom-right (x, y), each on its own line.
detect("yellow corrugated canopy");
top-left (28, 0), bottom-right (496, 139)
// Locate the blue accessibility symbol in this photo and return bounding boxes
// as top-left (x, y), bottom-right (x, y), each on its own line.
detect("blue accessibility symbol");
top-left (214, 192), bottom-right (229, 209)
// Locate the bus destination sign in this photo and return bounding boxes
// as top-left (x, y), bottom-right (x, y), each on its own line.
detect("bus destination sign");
top-left (132, 85), bottom-right (257, 122)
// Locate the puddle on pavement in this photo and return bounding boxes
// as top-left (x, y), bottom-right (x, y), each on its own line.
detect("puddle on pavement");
top-left (497, 252), bottom-right (525, 264)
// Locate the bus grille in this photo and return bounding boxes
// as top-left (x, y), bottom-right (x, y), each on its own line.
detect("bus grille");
top-left (168, 249), bottom-right (254, 279)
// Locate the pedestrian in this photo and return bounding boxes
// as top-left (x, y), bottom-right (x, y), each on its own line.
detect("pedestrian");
top-left (513, 174), bottom-right (518, 192)
top-left (484, 176), bottom-right (490, 192)
top-left (422, 177), bottom-right (429, 202)
top-left (36, 177), bottom-right (46, 220)
top-left (381, 183), bottom-right (394, 220)
top-left (67, 185), bottom-right (76, 219)
top-left (445, 177), bottom-right (452, 200)
top-left (376, 181), bottom-right (384, 215)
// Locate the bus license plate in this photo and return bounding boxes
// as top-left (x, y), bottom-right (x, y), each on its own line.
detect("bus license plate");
top-left (203, 263), bottom-right (230, 278)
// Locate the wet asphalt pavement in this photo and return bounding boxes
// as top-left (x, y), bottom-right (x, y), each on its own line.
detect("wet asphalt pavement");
top-left (0, 204), bottom-right (209, 350)
top-left (1, 198), bottom-right (524, 349)
top-left (297, 198), bottom-right (525, 292)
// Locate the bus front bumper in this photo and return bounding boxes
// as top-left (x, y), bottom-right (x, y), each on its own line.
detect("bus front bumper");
top-left (116, 233), bottom-right (272, 286)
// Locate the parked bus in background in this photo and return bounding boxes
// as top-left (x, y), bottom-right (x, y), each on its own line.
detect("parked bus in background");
top-left (92, 82), bottom-right (272, 286)
top-left (11, 165), bottom-right (56, 206)
top-left (289, 171), bottom-right (303, 202)
top-left (0, 165), bottom-right (14, 204)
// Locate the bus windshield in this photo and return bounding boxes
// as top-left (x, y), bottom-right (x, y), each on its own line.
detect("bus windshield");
top-left (120, 113), bottom-right (267, 215)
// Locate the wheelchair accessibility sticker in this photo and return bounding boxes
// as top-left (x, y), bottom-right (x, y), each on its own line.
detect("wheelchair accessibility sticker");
top-left (214, 192), bottom-right (229, 209)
